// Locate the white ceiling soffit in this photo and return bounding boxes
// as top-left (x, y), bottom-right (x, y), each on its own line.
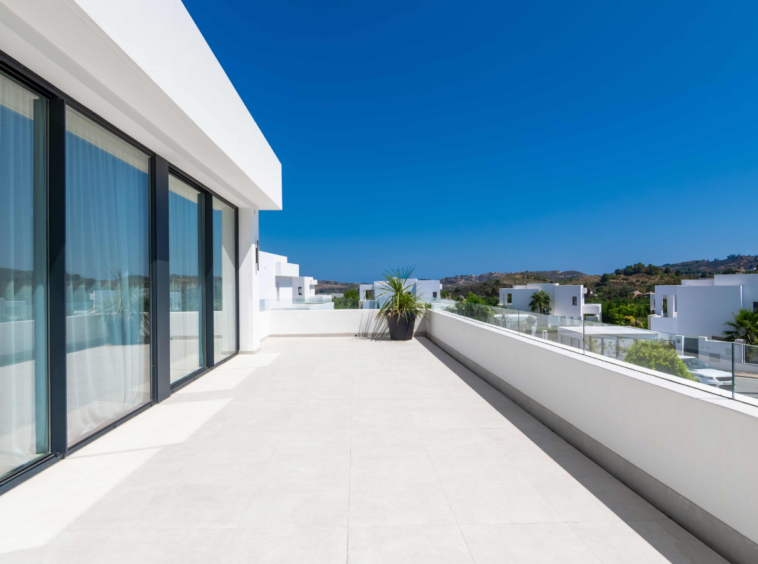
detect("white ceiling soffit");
top-left (0, 0), bottom-right (282, 210)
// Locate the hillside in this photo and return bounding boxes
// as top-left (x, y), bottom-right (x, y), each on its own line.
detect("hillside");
top-left (315, 280), bottom-right (359, 295)
top-left (662, 254), bottom-right (758, 274)
top-left (314, 255), bottom-right (758, 299)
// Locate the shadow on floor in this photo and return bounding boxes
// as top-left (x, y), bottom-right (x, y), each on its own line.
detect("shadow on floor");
top-left (415, 336), bottom-right (732, 564)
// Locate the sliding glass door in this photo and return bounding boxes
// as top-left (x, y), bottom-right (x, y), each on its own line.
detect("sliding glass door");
top-left (65, 107), bottom-right (151, 446)
top-left (169, 175), bottom-right (204, 383)
top-left (213, 197), bottom-right (237, 363)
top-left (0, 71), bottom-right (48, 479)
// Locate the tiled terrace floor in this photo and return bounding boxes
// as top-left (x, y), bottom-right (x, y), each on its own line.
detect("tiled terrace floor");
top-left (0, 337), bottom-right (730, 563)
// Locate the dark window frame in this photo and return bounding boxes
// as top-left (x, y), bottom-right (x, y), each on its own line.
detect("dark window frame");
top-left (0, 48), bottom-right (241, 494)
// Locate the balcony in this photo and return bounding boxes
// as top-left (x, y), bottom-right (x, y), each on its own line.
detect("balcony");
top-left (0, 335), bottom-right (730, 563)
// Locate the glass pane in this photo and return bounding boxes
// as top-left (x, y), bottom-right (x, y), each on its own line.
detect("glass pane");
top-left (213, 197), bottom-right (236, 363)
top-left (65, 107), bottom-right (151, 446)
top-left (169, 175), bottom-right (203, 383)
top-left (0, 71), bottom-right (48, 479)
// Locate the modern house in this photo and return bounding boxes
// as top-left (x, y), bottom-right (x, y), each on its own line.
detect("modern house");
top-left (1, 3), bottom-right (758, 564)
top-left (0, 0), bottom-right (281, 492)
top-left (360, 278), bottom-right (442, 308)
top-left (259, 251), bottom-right (319, 302)
top-left (499, 283), bottom-right (601, 320)
top-left (649, 273), bottom-right (758, 338)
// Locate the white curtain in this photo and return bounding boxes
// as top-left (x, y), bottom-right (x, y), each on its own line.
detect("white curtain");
top-left (0, 72), bottom-right (48, 478)
top-left (65, 107), bottom-right (151, 446)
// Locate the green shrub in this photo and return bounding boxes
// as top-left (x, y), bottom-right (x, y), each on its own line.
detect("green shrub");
top-left (624, 341), bottom-right (695, 380)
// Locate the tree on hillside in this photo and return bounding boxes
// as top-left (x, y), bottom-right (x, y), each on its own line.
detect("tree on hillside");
top-left (529, 290), bottom-right (551, 314)
top-left (441, 289), bottom-right (451, 299)
top-left (724, 309), bottom-right (758, 344)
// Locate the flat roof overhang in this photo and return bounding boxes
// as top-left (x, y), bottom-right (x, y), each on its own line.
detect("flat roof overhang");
top-left (0, 0), bottom-right (282, 210)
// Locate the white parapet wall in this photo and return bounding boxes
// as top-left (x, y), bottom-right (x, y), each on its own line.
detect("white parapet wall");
top-left (424, 309), bottom-right (758, 564)
top-left (264, 309), bottom-right (428, 338)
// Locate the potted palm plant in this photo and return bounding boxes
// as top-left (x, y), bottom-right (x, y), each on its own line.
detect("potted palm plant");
top-left (376, 267), bottom-right (428, 341)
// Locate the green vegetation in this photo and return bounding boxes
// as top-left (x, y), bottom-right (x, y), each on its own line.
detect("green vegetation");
top-left (447, 292), bottom-right (495, 322)
top-left (376, 267), bottom-right (428, 322)
top-left (343, 288), bottom-right (359, 300)
top-left (624, 341), bottom-right (695, 380)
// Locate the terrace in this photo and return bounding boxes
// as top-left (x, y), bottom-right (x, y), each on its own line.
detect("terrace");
top-left (0, 334), bottom-right (730, 563)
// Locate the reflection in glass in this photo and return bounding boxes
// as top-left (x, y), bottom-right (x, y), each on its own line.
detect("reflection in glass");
top-left (213, 198), bottom-right (237, 363)
top-left (0, 71), bottom-right (48, 479)
top-left (65, 107), bottom-right (151, 446)
top-left (169, 175), bottom-right (203, 383)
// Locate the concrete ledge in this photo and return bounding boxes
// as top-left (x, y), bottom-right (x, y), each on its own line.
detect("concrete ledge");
top-left (263, 309), bottom-right (429, 339)
top-left (426, 311), bottom-right (758, 564)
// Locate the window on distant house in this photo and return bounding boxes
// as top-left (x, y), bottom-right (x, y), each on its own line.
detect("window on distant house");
top-left (433, 292), bottom-right (438, 298)
top-left (298, 287), bottom-right (302, 296)
top-left (506, 293), bottom-right (512, 304)
top-left (572, 296), bottom-right (577, 306)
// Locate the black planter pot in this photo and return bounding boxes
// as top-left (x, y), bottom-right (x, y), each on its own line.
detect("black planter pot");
top-left (387, 314), bottom-right (416, 341)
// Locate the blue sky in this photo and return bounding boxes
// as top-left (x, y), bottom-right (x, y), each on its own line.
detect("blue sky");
top-left (184, 0), bottom-right (758, 282)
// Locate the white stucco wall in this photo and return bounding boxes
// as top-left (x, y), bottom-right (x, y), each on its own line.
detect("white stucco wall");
top-left (425, 309), bottom-right (758, 551)
top-left (266, 310), bottom-right (428, 337)
top-left (651, 285), bottom-right (742, 337)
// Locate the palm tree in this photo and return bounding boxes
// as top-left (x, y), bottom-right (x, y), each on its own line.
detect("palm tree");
top-left (724, 309), bottom-right (758, 344)
top-left (529, 290), bottom-right (551, 314)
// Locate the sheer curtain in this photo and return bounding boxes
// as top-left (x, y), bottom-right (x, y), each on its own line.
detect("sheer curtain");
top-left (65, 107), bottom-right (151, 446)
top-left (213, 198), bottom-right (237, 363)
top-left (0, 72), bottom-right (48, 479)
top-left (169, 175), bottom-right (203, 383)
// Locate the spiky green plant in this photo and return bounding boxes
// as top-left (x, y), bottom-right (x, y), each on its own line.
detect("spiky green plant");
top-left (724, 308), bottom-right (758, 344)
top-left (376, 267), bottom-right (428, 322)
top-left (529, 290), bottom-right (552, 314)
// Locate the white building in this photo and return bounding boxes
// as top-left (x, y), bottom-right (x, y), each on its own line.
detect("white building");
top-left (259, 252), bottom-right (319, 302)
top-left (360, 279), bottom-right (442, 309)
top-left (649, 274), bottom-right (758, 338)
top-left (0, 0), bottom-right (285, 488)
top-left (499, 283), bottom-right (601, 321)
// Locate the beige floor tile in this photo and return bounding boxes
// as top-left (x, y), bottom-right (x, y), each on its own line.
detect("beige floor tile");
top-left (108, 529), bottom-right (234, 564)
top-left (460, 523), bottom-right (602, 563)
top-left (530, 476), bottom-right (665, 523)
top-left (349, 480), bottom-right (456, 526)
top-left (220, 528), bottom-right (347, 564)
top-left (569, 521), bottom-right (730, 564)
top-left (237, 482), bottom-right (349, 528)
top-left (348, 525), bottom-right (474, 563)
top-left (128, 485), bottom-right (254, 530)
top-left (442, 479), bottom-right (563, 524)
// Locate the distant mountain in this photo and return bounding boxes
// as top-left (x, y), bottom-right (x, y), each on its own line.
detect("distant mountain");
top-left (441, 270), bottom-right (587, 288)
top-left (315, 280), bottom-right (360, 295)
top-left (660, 254), bottom-right (758, 274)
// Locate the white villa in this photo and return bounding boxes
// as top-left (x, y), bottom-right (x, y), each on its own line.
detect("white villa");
top-left (649, 273), bottom-right (758, 338)
top-left (360, 279), bottom-right (442, 308)
top-left (499, 283), bottom-right (602, 321)
top-left (0, 2), bottom-right (756, 563)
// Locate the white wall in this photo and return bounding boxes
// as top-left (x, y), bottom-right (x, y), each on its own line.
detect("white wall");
top-left (0, 0), bottom-right (281, 210)
top-left (266, 310), bottom-right (428, 338)
top-left (425, 309), bottom-right (758, 559)
top-left (416, 280), bottom-right (442, 302)
top-left (651, 285), bottom-right (742, 337)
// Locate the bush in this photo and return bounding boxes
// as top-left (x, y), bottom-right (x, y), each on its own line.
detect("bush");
top-left (624, 341), bottom-right (695, 380)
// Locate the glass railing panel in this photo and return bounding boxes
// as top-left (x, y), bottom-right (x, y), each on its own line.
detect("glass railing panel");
top-left (734, 343), bottom-right (758, 400)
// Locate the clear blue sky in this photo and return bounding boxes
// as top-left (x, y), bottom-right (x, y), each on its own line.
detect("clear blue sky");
top-left (184, 0), bottom-right (758, 282)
